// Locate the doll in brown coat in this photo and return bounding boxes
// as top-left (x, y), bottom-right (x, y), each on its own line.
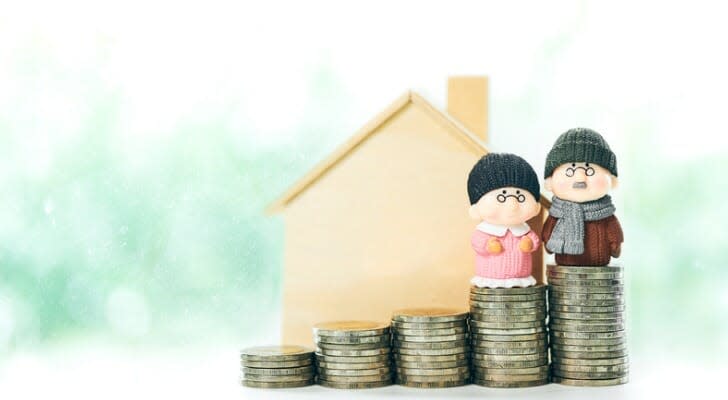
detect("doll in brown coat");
top-left (542, 128), bottom-right (623, 266)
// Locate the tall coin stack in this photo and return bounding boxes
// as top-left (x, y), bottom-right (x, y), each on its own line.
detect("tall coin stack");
top-left (240, 345), bottom-right (316, 388)
top-left (391, 308), bottom-right (470, 388)
top-left (547, 264), bottom-right (629, 386)
top-left (469, 285), bottom-right (550, 387)
top-left (313, 321), bottom-right (393, 389)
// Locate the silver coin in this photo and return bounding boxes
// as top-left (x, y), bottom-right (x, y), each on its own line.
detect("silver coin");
top-left (548, 297), bottom-right (625, 307)
top-left (395, 373), bottom-right (470, 382)
top-left (395, 379), bottom-right (468, 388)
top-left (471, 338), bottom-right (546, 348)
top-left (241, 373), bottom-right (316, 383)
top-left (548, 278), bottom-right (624, 288)
top-left (470, 320), bottom-right (545, 330)
top-left (241, 378), bottom-right (314, 388)
top-left (547, 265), bottom-right (622, 274)
top-left (392, 320), bottom-right (467, 330)
top-left (473, 372), bottom-right (549, 382)
top-left (552, 375), bottom-right (629, 386)
top-left (241, 365), bottom-right (315, 376)
top-left (549, 285), bottom-right (624, 294)
top-left (470, 285), bottom-right (547, 295)
top-left (552, 370), bottom-right (628, 380)
top-left (391, 308), bottom-right (469, 323)
top-left (316, 347), bottom-right (391, 357)
top-left (549, 323), bottom-right (625, 333)
top-left (394, 326), bottom-right (467, 336)
top-left (550, 330), bottom-right (626, 340)
top-left (550, 316), bottom-right (624, 325)
top-left (473, 365), bottom-right (549, 375)
top-left (552, 349), bottom-right (629, 359)
top-left (317, 373), bottom-right (392, 383)
top-left (472, 352), bottom-right (547, 362)
top-left (548, 270), bottom-right (623, 280)
top-left (318, 379), bottom-right (392, 389)
top-left (316, 341), bottom-right (389, 351)
top-left (472, 332), bottom-right (547, 342)
top-left (395, 347), bottom-right (469, 356)
top-left (553, 356), bottom-right (628, 366)
top-left (395, 359), bottom-right (469, 369)
top-left (470, 293), bottom-right (545, 302)
top-left (394, 353), bottom-right (469, 363)
top-left (315, 334), bottom-right (390, 345)
top-left (240, 345), bottom-right (314, 362)
top-left (472, 358), bottom-right (548, 369)
top-left (242, 359), bottom-right (313, 369)
top-left (551, 343), bottom-right (627, 352)
top-left (393, 333), bottom-right (468, 342)
top-left (470, 313), bottom-right (546, 322)
top-left (473, 378), bottom-right (549, 388)
top-left (553, 362), bottom-right (628, 372)
top-left (469, 300), bottom-right (545, 309)
top-left (317, 366), bottom-right (391, 377)
top-left (393, 339), bottom-right (468, 349)
top-left (549, 337), bottom-right (626, 346)
top-left (550, 304), bottom-right (626, 313)
top-left (472, 346), bottom-right (544, 355)
top-left (470, 326), bottom-right (547, 335)
top-left (313, 321), bottom-right (390, 337)
top-left (395, 365), bottom-right (469, 376)
top-left (315, 353), bottom-right (391, 364)
top-left (316, 360), bottom-right (391, 370)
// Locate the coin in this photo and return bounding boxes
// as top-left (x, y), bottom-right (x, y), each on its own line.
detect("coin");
top-left (549, 337), bottom-right (625, 346)
top-left (315, 334), bottom-right (390, 345)
top-left (553, 356), bottom-right (628, 366)
top-left (552, 370), bottom-right (628, 380)
top-left (394, 352), bottom-right (468, 362)
top-left (313, 320), bottom-right (390, 337)
top-left (472, 352), bottom-right (547, 361)
top-left (469, 300), bottom-right (545, 309)
top-left (395, 359), bottom-right (469, 369)
top-left (470, 314), bottom-right (546, 323)
top-left (470, 326), bottom-right (546, 335)
top-left (470, 285), bottom-right (547, 295)
top-left (473, 358), bottom-right (548, 369)
top-left (473, 365), bottom-right (549, 375)
top-left (394, 373), bottom-right (470, 382)
top-left (550, 304), bottom-right (626, 313)
top-left (548, 297), bottom-right (625, 307)
top-left (550, 330), bottom-right (626, 340)
top-left (552, 349), bottom-right (629, 359)
top-left (391, 308), bottom-right (468, 323)
top-left (395, 365), bottom-right (469, 376)
top-left (396, 379), bottom-right (469, 388)
top-left (317, 372), bottom-right (392, 383)
top-left (549, 285), bottom-right (624, 294)
top-left (392, 320), bottom-right (467, 330)
top-left (242, 359), bottom-right (313, 368)
top-left (393, 333), bottom-right (468, 342)
top-left (317, 366), bottom-right (391, 376)
top-left (472, 378), bottom-right (549, 388)
top-left (548, 277), bottom-right (624, 287)
top-left (551, 376), bottom-right (628, 386)
top-left (241, 373), bottom-right (315, 383)
top-left (547, 265), bottom-right (622, 274)
top-left (316, 360), bottom-right (391, 370)
top-left (240, 345), bottom-right (314, 362)
top-left (471, 332), bottom-right (547, 342)
top-left (552, 363), bottom-right (629, 373)
top-left (473, 372), bottom-right (548, 382)
top-left (394, 326), bottom-right (467, 336)
top-left (392, 339), bottom-right (468, 349)
top-left (395, 347), bottom-right (468, 356)
top-left (471, 339), bottom-right (547, 349)
top-left (470, 293), bottom-right (545, 302)
top-left (550, 316), bottom-right (624, 325)
top-left (472, 346), bottom-right (544, 356)
top-left (551, 343), bottom-right (627, 352)
top-left (241, 378), bottom-right (315, 388)
top-left (318, 379), bottom-right (391, 389)
top-left (316, 341), bottom-right (389, 351)
top-left (549, 322), bottom-right (625, 333)
top-left (241, 365), bottom-right (315, 376)
top-left (470, 320), bottom-right (545, 330)
top-left (317, 347), bottom-right (391, 357)
top-left (547, 271), bottom-right (623, 280)
top-left (315, 353), bottom-right (391, 364)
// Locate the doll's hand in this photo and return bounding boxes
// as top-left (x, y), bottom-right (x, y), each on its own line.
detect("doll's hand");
top-left (611, 243), bottom-right (622, 258)
top-left (518, 237), bottom-right (534, 252)
top-left (486, 238), bottom-right (503, 254)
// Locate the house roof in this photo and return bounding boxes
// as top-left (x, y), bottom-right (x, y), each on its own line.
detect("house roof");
top-left (266, 90), bottom-right (551, 213)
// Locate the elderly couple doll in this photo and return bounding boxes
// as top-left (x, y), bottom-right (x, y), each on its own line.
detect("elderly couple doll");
top-left (468, 128), bottom-right (623, 288)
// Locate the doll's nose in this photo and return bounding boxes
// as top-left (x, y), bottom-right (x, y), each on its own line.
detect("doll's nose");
top-left (573, 168), bottom-right (588, 179)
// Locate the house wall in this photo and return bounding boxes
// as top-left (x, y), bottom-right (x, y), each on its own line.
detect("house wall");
top-left (280, 102), bottom-right (544, 346)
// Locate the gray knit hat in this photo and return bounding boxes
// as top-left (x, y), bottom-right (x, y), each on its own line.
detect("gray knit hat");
top-left (544, 128), bottom-right (618, 178)
top-left (468, 153), bottom-right (540, 205)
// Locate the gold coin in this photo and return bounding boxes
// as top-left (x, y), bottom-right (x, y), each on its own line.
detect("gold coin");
top-left (391, 308), bottom-right (468, 323)
top-left (313, 320), bottom-right (390, 337)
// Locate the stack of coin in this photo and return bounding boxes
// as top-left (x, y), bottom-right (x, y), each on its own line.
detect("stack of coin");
top-left (469, 285), bottom-right (549, 388)
top-left (313, 320), bottom-right (393, 389)
top-left (547, 264), bottom-right (628, 386)
top-left (240, 345), bottom-right (315, 388)
top-left (391, 307), bottom-right (470, 388)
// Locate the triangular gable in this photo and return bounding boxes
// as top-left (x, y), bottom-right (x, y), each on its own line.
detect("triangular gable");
top-left (266, 91), bottom-right (551, 213)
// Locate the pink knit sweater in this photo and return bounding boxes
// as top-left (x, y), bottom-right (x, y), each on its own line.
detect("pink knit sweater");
top-left (471, 223), bottom-right (540, 279)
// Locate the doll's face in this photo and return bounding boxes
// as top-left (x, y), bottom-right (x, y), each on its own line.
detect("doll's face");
top-left (468, 186), bottom-right (541, 225)
top-left (545, 162), bottom-right (618, 203)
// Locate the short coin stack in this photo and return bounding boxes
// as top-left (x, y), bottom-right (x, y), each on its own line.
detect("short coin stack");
top-left (469, 285), bottom-right (550, 387)
top-left (547, 264), bottom-right (628, 386)
top-left (240, 345), bottom-right (315, 388)
top-left (391, 308), bottom-right (470, 388)
top-left (313, 321), bottom-right (393, 389)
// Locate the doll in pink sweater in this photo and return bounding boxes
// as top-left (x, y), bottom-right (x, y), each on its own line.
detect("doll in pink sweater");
top-left (467, 153), bottom-right (542, 288)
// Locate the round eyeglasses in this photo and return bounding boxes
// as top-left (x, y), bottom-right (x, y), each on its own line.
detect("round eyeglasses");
top-left (497, 193), bottom-right (526, 203)
top-left (565, 165), bottom-right (595, 177)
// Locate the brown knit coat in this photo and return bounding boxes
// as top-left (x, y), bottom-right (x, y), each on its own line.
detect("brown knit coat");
top-left (542, 215), bottom-right (624, 266)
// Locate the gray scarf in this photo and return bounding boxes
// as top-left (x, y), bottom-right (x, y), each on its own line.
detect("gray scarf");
top-left (546, 195), bottom-right (616, 255)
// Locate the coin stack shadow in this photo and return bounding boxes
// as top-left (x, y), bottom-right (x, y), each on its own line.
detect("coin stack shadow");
top-left (547, 264), bottom-right (629, 386)
top-left (313, 321), bottom-right (393, 389)
top-left (391, 308), bottom-right (471, 388)
top-left (240, 345), bottom-right (316, 388)
top-left (469, 285), bottom-right (550, 387)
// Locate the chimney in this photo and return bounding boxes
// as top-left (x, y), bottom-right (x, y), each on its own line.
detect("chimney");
top-left (447, 76), bottom-right (489, 142)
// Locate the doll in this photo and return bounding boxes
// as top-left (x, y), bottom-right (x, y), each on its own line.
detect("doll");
top-left (467, 153), bottom-right (542, 288)
top-left (542, 128), bottom-right (624, 266)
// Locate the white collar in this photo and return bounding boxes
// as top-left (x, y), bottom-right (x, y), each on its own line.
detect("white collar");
top-left (476, 222), bottom-right (531, 237)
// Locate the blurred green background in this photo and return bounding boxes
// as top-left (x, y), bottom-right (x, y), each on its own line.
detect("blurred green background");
top-left (1, 0), bottom-right (727, 392)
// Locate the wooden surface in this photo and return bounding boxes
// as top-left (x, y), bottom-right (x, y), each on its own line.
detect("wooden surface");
top-left (447, 76), bottom-right (489, 141)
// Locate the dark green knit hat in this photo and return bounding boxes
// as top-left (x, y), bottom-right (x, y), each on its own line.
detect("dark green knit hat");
top-left (468, 153), bottom-right (540, 205)
top-left (544, 128), bottom-right (618, 178)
